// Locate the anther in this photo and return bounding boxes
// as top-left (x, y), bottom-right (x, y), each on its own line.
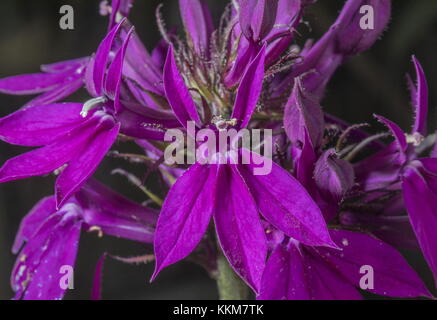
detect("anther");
top-left (80, 96), bottom-right (107, 118)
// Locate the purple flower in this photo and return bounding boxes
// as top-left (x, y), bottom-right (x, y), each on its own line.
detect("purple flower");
top-left (11, 179), bottom-right (157, 300)
top-left (152, 43), bottom-right (336, 293)
top-left (0, 22), bottom-right (175, 208)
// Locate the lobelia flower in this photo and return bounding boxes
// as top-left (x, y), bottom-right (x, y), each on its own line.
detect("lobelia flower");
top-left (258, 229), bottom-right (431, 300)
top-left (1, 0), bottom-right (435, 301)
top-left (151, 38), bottom-right (336, 293)
top-left (0, 21), bottom-right (177, 208)
top-left (346, 56), bottom-right (437, 285)
top-left (11, 179), bottom-right (157, 300)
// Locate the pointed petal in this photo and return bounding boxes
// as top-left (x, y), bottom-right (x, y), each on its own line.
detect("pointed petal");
top-left (79, 179), bottom-right (157, 243)
top-left (0, 103), bottom-right (84, 146)
top-left (403, 159), bottom-right (437, 286)
top-left (224, 41), bottom-right (259, 88)
top-left (163, 46), bottom-right (201, 128)
top-left (152, 164), bottom-right (217, 279)
top-left (117, 108), bottom-right (169, 140)
top-left (93, 19), bottom-right (126, 95)
top-left (80, 179), bottom-right (158, 226)
top-left (105, 27), bottom-right (134, 113)
top-left (91, 253), bottom-right (107, 300)
top-left (0, 71), bottom-right (74, 95)
top-left (40, 57), bottom-right (89, 73)
top-left (55, 123), bottom-right (120, 207)
top-left (315, 229), bottom-right (431, 298)
top-left (24, 77), bottom-right (84, 107)
top-left (374, 114), bottom-right (407, 154)
top-left (0, 118), bottom-right (99, 183)
top-left (214, 165), bottom-right (267, 292)
top-left (179, 0), bottom-right (214, 57)
top-left (12, 196), bottom-right (57, 254)
top-left (239, 0), bottom-right (279, 42)
top-left (411, 56), bottom-right (428, 135)
top-left (231, 45), bottom-right (266, 129)
top-left (239, 151), bottom-right (336, 248)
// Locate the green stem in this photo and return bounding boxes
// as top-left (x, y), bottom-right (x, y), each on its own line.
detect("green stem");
top-left (216, 252), bottom-right (249, 300)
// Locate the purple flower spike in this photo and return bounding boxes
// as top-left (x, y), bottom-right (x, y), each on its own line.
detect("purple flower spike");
top-left (239, 0), bottom-right (279, 42)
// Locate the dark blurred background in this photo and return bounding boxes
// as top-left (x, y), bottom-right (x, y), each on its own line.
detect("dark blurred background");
top-left (0, 0), bottom-right (436, 300)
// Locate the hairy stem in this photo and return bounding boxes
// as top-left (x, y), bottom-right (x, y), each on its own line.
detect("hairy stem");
top-left (216, 251), bottom-right (249, 300)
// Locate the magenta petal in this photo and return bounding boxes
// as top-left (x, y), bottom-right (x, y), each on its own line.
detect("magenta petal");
top-left (12, 196), bottom-right (57, 254)
top-left (104, 27), bottom-right (134, 112)
top-left (12, 212), bottom-right (82, 300)
top-left (40, 57), bottom-right (89, 73)
top-left (374, 114), bottom-right (408, 155)
top-left (239, 0), bottom-right (279, 42)
top-left (284, 77), bottom-right (325, 147)
top-left (403, 159), bottom-right (437, 286)
top-left (214, 165), bottom-right (267, 292)
top-left (316, 229), bottom-right (431, 298)
top-left (93, 20), bottom-right (126, 95)
top-left (0, 71), bottom-right (74, 95)
top-left (80, 179), bottom-right (158, 226)
top-left (179, 0), bottom-right (214, 57)
top-left (0, 103), bottom-right (84, 146)
top-left (224, 41), bottom-right (259, 89)
top-left (79, 180), bottom-right (157, 243)
top-left (304, 248), bottom-right (363, 300)
top-left (91, 253), bottom-right (107, 300)
top-left (163, 46), bottom-right (201, 128)
top-left (55, 123), bottom-right (120, 207)
top-left (24, 77), bottom-right (84, 107)
top-left (152, 164), bottom-right (217, 279)
top-left (0, 119), bottom-right (98, 184)
top-left (117, 108), bottom-right (168, 140)
top-left (410, 56), bottom-right (428, 135)
top-left (239, 152), bottom-right (336, 248)
top-left (258, 241), bottom-right (362, 300)
top-left (258, 243), bottom-right (310, 300)
top-left (231, 45), bottom-right (266, 129)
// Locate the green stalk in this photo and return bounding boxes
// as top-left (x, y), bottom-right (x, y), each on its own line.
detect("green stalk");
top-left (216, 251), bottom-right (249, 300)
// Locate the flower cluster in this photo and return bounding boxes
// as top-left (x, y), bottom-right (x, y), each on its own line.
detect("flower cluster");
top-left (0, 0), bottom-right (436, 300)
